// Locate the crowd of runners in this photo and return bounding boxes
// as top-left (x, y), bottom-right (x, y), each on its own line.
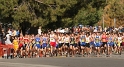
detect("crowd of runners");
top-left (0, 26), bottom-right (124, 58)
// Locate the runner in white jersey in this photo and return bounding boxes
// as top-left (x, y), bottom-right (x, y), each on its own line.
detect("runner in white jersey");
top-left (85, 33), bottom-right (90, 56)
top-left (64, 34), bottom-right (70, 57)
top-left (49, 31), bottom-right (56, 57)
top-left (117, 33), bottom-right (122, 55)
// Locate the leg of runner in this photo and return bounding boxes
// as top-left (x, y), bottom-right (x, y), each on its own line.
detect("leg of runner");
top-left (95, 42), bottom-right (101, 57)
top-left (42, 43), bottom-right (47, 57)
top-left (72, 44), bottom-right (76, 57)
top-left (78, 42), bottom-right (81, 55)
top-left (65, 43), bottom-right (70, 57)
top-left (106, 43), bottom-right (109, 55)
top-left (114, 43), bottom-right (117, 54)
top-left (69, 45), bottom-right (73, 57)
top-left (50, 42), bottom-right (56, 57)
top-left (39, 45), bottom-right (43, 57)
top-left (86, 43), bottom-right (90, 57)
top-left (61, 43), bottom-right (65, 56)
top-left (59, 43), bottom-right (62, 56)
top-left (80, 42), bottom-right (86, 57)
top-left (75, 43), bottom-right (78, 57)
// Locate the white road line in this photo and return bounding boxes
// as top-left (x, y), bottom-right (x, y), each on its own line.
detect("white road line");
top-left (0, 62), bottom-right (61, 67)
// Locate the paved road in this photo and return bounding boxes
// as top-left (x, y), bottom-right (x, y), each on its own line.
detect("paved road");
top-left (0, 54), bottom-right (124, 67)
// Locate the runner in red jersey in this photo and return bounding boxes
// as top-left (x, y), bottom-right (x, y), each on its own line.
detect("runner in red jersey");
top-left (24, 34), bottom-right (29, 43)
top-left (19, 34), bottom-right (24, 49)
top-left (101, 32), bottom-right (107, 54)
top-left (18, 34), bottom-right (24, 58)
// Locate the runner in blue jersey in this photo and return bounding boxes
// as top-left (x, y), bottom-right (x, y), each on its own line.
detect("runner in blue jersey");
top-left (94, 32), bottom-right (101, 56)
top-left (42, 33), bottom-right (48, 57)
top-left (80, 32), bottom-right (86, 56)
top-left (35, 35), bottom-right (41, 49)
top-left (35, 34), bottom-right (41, 57)
top-left (107, 33), bottom-right (114, 55)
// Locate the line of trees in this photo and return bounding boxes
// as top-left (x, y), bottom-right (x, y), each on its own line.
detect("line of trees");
top-left (0, 0), bottom-right (124, 31)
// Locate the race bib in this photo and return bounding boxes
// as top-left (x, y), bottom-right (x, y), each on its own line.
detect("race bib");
top-left (82, 39), bottom-right (84, 42)
top-left (36, 42), bottom-right (40, 44)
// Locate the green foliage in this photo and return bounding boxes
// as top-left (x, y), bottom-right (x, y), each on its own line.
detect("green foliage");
top-left (1, 0), bottom-right (123, 30)
top-left (109, 0), bottom-right (124, 19)
top-left (0, 0), bottom-right (18, 22)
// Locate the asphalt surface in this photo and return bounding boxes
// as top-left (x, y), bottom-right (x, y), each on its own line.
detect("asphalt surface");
top-left (0, 54), bottom-right (124, 67)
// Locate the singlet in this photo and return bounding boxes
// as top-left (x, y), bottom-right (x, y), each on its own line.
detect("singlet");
top-left (118, 37), bottom-right (122, 46)
top-left (35, 37), bottom-right (40, 44)
top-left (118, 37), bottom-right (122, 44)
top-left (13, 40), bottom-right (18, 46)
top-left (42, 37), bottom-right (47, 43)
top-left (114, 37), bottom-right (117, 44)
top-left (95, 36), bottom-right (100, 43)
top-left (61, 36), bottom-right (65, 43)
top-left (24, 37), bottom-right (29, 42)
top-left (81, 35), bottom-right (85, 42)
top-left (86, 36), bottom-right (90, 43)
top-left (64, 37), bottom-right (69, 43)
top-left (70, 37), bottom-right (75, 44)
top-left (102, 35), bottom-right (107, 42)
top-left (50, 34), bottom-right (55, 42)
top-left (102, 35), bottom-right (106, 39)
top-left (108, 37), bottom-right (112, 43)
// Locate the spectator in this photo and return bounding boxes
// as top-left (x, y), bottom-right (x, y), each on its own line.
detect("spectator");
top-left (5, 33), bottom-right (12, 45)
top-left (38, 26), bottom-right (42, 35)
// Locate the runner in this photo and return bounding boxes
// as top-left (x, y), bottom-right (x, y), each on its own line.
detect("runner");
top-left (85, 33), bottom-right (90, 57)
top-left (107, 33), bottom-right (114, 55)
top-left (94, 32), bottom-right (101, 56)
top-left (42, 33), bottom-right (48, 57)
top-left (13, 36), bottom-right (19, 58)
top-left (57, 34), bottom-right (62, 56)
top-left (75, 33), bottom-right (80, 56)
top-left (49, 31), bottom-right (56, 57)
top-left (121, 33), bottom-right (124, 51)
top-left (61, 34), bottom-right (65, 56)
top-left (89, 32), bottom-right (95, 54)
top-left (113, 33), bottom-right (118, 54)
top-left (101, 32), bottom-right (107, 55)
top-left (69, 33), bottom-right (75, 57)
top-left (35, 34), bottom-right (41, 57)
top-left (64, 34), bottom-right (70, 57)
top-left (80, 32), bottom-right (86, 57)
top-left (117, 33), bottom-right (122, 55)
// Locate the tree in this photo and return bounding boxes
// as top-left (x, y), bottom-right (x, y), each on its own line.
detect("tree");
top-left (0, 0), bottom-right (18, 24)
top-left (0, 0), bottom-right (114, 32)
top-left (99, 0), bottom-right (124, 27)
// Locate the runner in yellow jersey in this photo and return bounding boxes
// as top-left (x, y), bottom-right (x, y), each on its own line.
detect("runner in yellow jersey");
top-left (13, 36), bottom-right (19, 57)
